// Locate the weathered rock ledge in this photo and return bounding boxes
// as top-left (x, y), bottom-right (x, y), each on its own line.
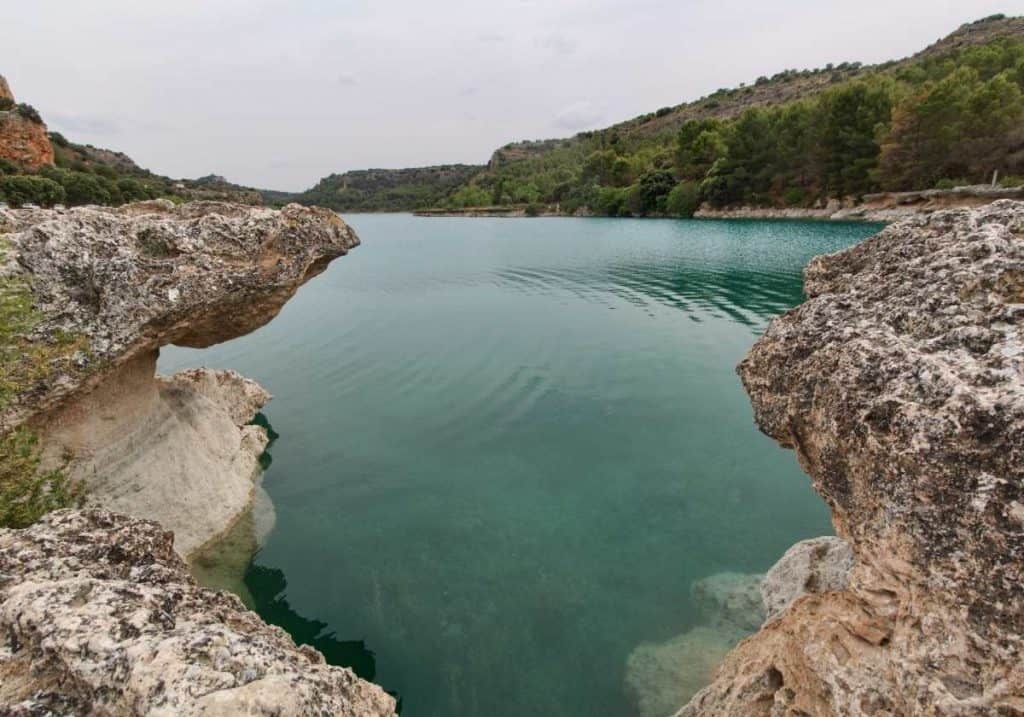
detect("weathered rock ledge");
top-left (680, 201), bottom-right (1024, 715)
top-left (0, 201), bottom-right (394, 714)
top-left (0, 510), bottom-right (396, 715)
top-left (1, 199), bottom-right (358, 556)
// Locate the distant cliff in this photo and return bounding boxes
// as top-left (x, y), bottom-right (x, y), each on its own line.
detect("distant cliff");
top-left (0, 74), bottom-right (54, 170)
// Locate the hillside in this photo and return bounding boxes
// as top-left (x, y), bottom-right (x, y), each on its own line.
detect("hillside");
top-left (292, 14), bottom-right (1024, 217)
top-left (0, 76), bottom-right (268, 208)
top-left (292, 164), bottom-right (483, 211)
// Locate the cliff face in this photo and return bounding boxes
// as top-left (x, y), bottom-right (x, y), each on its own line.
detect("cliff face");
top-left (0, 510), bottom-right (396, 715)
top-left (0, 74), bottom-right (54, 170)
top-left (1, 199), bottom-right (357, 556)
top-left (681, 201), bottom-right (1024, 715)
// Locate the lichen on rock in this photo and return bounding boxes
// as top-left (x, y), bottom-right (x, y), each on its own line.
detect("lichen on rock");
top-left (0, 510), bottom-right (396, 715)
top-left (680, 201), bottom-right (1024, 715)
top-left (0, 200), bottom-right (358, 555)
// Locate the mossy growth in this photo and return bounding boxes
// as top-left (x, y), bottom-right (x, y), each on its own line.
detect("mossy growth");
top-left (0, 238), bottom-right (90, 411)
top-left (0, 237), bottom-right (89, 526)
top-left (0, 425), bottom-right (82, 528)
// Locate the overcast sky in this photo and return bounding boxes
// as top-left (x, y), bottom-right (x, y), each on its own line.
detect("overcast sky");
top-left (1, 1), bottom-right (1017, 190)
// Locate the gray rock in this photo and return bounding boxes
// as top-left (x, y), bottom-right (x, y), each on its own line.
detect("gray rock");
top-left (760, 536), bottom-right (853, 622)
top-left (0, 510), bottom-right (396, 716)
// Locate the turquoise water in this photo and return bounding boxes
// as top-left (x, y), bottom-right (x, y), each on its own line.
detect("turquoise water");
top-left (161, 215), bottom-right (878, 716)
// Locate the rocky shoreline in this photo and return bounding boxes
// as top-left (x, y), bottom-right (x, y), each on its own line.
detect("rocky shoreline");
top-left (0, 200), bottom-right (396, 714)
top-left (679, 201), bottom-right (1024, 715)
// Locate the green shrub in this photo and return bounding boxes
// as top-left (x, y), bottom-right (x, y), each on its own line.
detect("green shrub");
top-left (665, 181), bottom-right (702, 217)
top-left (783, 187), bottom-right (807, 206)
top-left (0, 426), bottom-right (82, 528)
top-left (14, 103), bottom-right (43, 124)
top-left (0, 175), bottom-right (66, 207)
top-left (524, 203), bottom-right (542, 217)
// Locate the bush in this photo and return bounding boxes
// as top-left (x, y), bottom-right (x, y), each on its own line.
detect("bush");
top-left (0, 175), bottom-right (66, 207)
top-left (59, 171), bottom-right (112, 205)
top-left (0, 97), bottom-right (13, 111)
top-left (665, 181), bottom-right (702, 217)
top-left (783, 186), bottom-right (807, 206)
top-left (14, 103), bottom-right (43, 124)
top-left (524, 203), bottom-right (542, 217)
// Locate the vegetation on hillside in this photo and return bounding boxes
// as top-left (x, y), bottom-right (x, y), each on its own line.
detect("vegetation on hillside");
top-left (292, 165), bottom-right (484, 211)
top-left (447, 17), bottom-right (1024, 217)
top-left (0, 132), bottom-right (266, 209)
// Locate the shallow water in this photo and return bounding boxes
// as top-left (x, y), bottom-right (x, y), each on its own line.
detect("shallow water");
top-left (161, 215), bottom-right (878, 716)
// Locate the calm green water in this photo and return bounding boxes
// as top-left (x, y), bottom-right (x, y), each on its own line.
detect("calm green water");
top-left (161, 215), bottom-right (877, 716)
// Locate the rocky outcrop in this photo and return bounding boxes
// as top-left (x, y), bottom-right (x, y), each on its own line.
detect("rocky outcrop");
top-left (0, 75), bottom-right (54, 170)
top-left (680, 201), bottom-right (1024, 715)
top-left (0, 510), bottom-right (397, 715)
top-left (760, 536), bottom-right (853, 622)
top-left (1, 200), bottom-right (358, 556)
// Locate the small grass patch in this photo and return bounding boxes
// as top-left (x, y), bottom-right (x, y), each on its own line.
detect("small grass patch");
top-left (0, 425), bottom-right (82, 528)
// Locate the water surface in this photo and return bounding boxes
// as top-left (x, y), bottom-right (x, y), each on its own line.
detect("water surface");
top-left (162, 215), bottom-right (878, 716)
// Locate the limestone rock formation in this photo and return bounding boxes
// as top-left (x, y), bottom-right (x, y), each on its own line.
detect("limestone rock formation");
top-left (0, 75), bottom-right (54, 169)
top-left (679, 201), bottom-right (1024, 715)
top-left (1, 200), bottom-right (358, 556)
top-left (760, 536), bottom-right (853, 622)
top-left (0, 510), bottom-right (397, 716)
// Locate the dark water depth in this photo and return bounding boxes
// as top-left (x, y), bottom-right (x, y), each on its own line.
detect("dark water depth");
top-left (161, 215), bottom-right (878, 716)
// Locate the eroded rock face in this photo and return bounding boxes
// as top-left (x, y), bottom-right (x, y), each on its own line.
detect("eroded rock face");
top-left (0, 75), bottom-right (54, 170)
top-left (680, 201), bottom-right (1024, 715)
top-left (1, 200), bottom-right (357, 558)
top-left (1, 200), bottom-right (358, 428)
top-left (0, 510), bottom-right (397, 716)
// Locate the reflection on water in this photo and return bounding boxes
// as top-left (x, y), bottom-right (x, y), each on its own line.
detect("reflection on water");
top-left (166, 216), bottom-right (880, 717)
top-left (245, 564), bottom-right (381, 683)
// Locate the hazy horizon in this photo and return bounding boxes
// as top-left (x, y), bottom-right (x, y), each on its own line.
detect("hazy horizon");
top-left (1, 1), bottom-right (1017, 191)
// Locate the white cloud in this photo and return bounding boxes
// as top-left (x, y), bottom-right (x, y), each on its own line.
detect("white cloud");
top-left (553, 101), bottom-right (604, 131)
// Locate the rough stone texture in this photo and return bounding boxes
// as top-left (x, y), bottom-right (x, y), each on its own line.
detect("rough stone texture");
top-left (0, 75), bottom-right (54, 170)
top-left (0, 111), bottom-right (54, 171)
top-left (0, 510), bottom-right (397, 716)
top-left (1, 199), bottom-right (358, 429)
top-left (679, 201), bottom-right (1024, 715)
top-left (1, 200), bottom-right (357, 559)
top-left (626, 573), bottom-right (765, 717)
top-left (761, 537), bottom-right (853, 622)
top-left (43, 356), bottom-right (274, 558)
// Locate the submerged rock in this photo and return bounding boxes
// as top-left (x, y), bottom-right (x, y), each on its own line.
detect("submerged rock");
top-left (680, 201), bottom-right (1024, 715)
top-left (0, 510), bottom-right (396, 716)
top-left (626, 572), bottom-right (764, 717)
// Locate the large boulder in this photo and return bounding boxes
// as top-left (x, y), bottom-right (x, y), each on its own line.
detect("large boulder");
top-left (681, 201), bottom-right (1024, 715)
top-left (0, 510), bottom-right (396, 716)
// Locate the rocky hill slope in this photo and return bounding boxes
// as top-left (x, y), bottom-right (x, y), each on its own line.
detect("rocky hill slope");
top-left (679, 201), bottom-right (1024, 715)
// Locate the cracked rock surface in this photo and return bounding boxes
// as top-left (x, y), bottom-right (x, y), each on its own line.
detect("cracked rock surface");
top-left (0, 510), bottom-right (396, 716)
top-left (680, 201), bottom-right (1024, 715)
